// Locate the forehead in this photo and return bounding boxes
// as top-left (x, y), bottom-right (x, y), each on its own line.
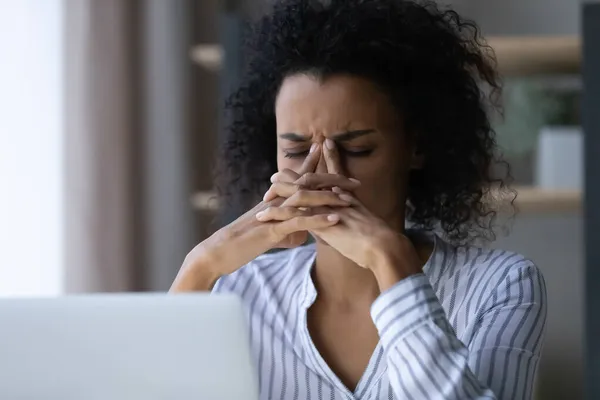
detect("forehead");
top-left (274, 74), bottom-right (400, 133)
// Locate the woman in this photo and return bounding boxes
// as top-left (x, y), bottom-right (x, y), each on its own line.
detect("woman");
top-left (171, 0), bottom-right (547, 399)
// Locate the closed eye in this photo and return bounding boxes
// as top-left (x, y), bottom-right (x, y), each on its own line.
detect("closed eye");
top-left (341, 148), bottom-right (372, 157)
top-left (283, 150), bottom-right (310, 159)
top-left (283, 148), bottom-right (373, 159)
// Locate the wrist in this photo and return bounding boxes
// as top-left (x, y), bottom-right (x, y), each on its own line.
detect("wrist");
top-left (170, 244), bottom-right (222, 293)
top-left (369, 235), bottom-right (422, 292)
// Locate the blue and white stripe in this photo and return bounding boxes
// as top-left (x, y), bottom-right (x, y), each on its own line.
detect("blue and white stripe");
top-left (213, 234), bottom-right (547, 399)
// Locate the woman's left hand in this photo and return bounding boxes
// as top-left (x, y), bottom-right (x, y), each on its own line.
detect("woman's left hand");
top-left (311, 140), bottom-right (423, 289)
top-left (312, 188), bottom-right (422, 290)
top-left (267, 139), bottom-right (423, 291)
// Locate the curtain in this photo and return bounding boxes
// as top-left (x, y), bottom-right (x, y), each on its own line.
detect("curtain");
top-left (64, 0), bottom-right (139, 292)
top-left (63, 0), bottom-right (197, 292)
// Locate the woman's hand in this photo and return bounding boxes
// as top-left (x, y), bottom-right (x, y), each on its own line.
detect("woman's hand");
top-left (170, 144), bottom-right (358, 293)
top-left (312, 190), bottom-right (422, 291)
top-left (266, 139), bottom-right (422, 291)
top-left (261, 171), bottom-right (361, 208)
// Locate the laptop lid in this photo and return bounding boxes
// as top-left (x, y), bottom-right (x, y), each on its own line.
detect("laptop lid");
top-left (0, 293), bottom-right (258, 400)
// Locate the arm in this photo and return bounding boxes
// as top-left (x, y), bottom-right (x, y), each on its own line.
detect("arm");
top-left (170, 145), bottom-right (359, 294)
top-left (370, 262), bottom-right (547, 400)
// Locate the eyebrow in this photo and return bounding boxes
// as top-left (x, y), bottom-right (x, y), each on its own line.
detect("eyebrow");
top-left (278, 129), bottom-right (375, 142)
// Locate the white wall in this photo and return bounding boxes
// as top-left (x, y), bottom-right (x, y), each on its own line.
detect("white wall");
top-left (493, 213), bottom-right (584, 399)
top-left (466, 0), bottom-right (582, 35)
top-left (0, 0), bottom-right (64, 296)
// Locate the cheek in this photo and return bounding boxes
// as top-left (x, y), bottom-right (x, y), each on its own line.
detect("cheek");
top-left (347, 161), bottom-right (389, 200)
top-left (277, 153), bottom-right (303, 172)
top-left (343, 154), bottom-right (387, 181)
top-left (347, 156), bottom-right (409, 217)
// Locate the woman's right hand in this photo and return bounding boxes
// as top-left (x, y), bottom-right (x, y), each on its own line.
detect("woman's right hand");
top-left (170, 144), bottom-right (360, 292)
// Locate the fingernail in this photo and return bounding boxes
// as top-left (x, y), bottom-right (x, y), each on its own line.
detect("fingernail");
top-left (256, 211), bottom-right (265, 220)
top-left (270, 173), bottom-right (278, 183)
top-left (263, 191), bottom-right (271, 201)
top-left (325, 139), bottom-right (335, 149)
top-left (349, 178), bottom-right (361, 185)
top-left (332, 186), bottom-right (342, 194)
top-left (310, 143), bottom-right (318, 153)
top-left (339, 194), bottom-right (354, 203)
top-left (327, 214), bottom-right (339, 222)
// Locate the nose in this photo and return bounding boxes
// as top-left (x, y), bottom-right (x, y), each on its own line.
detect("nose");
top-left (316, 153), bottom-right (327, 173)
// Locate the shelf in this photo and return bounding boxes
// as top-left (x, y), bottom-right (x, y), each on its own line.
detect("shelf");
top-left (189, 44), bottom-right (223, 72)
top-left (507, 186), bottom-right (581, 213)
top-left (487, 36), bottom-right (581, 76)
top-left (191, 36), bottom-right (581, 76)
top-left (191, 186), bottom-right (582, 214)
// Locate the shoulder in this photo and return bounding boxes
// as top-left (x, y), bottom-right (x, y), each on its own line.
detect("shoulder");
top-left (469, 245), bottom-right (541, 283)
top-left (212, 244), bottom-right (316, 297)
top-left (434, 238), bottom-right (546, 305)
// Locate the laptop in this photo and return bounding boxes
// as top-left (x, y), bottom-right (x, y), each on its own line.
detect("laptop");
top-left (0, 293), bottom-right (258, 400)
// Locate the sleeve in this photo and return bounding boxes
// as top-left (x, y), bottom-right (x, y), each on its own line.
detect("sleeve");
top-left (370, 263), bottom-right (547, 400)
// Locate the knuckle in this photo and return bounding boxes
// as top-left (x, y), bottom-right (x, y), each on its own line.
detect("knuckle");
top-left (325, 191), bottom-right (339, 201)
top-left (281, 206), bottom-right (295, 217)
top-left (282, 169), bottom-right (300, 182)
top-left (296, 173), bottom-right (311, 187)
top-left (295, 189), bottom-right (308, 200)
top-left (262, 206), bottom-right (274, 215)
top-left (303, 172), bottom-right (315, 183)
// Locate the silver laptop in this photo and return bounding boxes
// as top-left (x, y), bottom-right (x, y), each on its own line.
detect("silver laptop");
top-left (0, 293), bottom-right (258, 400)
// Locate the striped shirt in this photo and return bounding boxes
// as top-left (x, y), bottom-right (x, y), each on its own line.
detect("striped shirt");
top-left (212, 234), bottom-right (547, 400)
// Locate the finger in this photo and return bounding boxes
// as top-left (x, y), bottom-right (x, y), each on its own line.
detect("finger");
top-left (337, 192), bottom-right (358, 205)
top-left (294, 172), bottom-right (360, 190)
top-left (331, 187), bottom-right (368, 212)
top-left (328, 186), bottom-right (356, 202)
top-left (255, 206), bottom-right (310, 222)
top-left (281, 189), bottom-right (352, 208)
top-left (268, 213), bottom-right (340, 241)
top-left (297, 143), bottom-right (321, 175)
top-left (264, 181), bottom-right (356, 204)
top-left (324, 139), bottom-right (342, 175)
top-left (263, 181), bottom-right (303, 202)
top-left (270, 169), bottom-right (300, 184)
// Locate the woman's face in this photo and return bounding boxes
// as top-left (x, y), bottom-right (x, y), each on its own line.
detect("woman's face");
top-left (275, 73), bottom-right (418, 227)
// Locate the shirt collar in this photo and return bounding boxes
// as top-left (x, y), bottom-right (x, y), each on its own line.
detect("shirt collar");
top-left (299, 244), bottom-right (317, 310)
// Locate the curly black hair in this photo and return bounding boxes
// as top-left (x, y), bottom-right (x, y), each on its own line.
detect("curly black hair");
top-left (215, 0), bottom-right (512, 243)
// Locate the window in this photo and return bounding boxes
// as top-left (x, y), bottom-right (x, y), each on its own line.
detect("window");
top-left (0, 0), bottom-right (63, 296)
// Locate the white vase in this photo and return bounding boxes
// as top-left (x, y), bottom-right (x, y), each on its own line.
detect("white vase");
top-left (535, 126), bottom-right (583, 190)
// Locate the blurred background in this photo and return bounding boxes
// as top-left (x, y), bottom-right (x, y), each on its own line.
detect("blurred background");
top-left (0, 0), bottom-right (598, 399)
